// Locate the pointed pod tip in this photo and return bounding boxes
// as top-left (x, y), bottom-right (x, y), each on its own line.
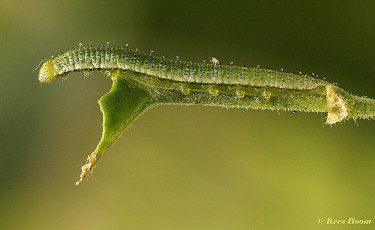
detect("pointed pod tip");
top-left (75, 153), bottom-right (99, 185)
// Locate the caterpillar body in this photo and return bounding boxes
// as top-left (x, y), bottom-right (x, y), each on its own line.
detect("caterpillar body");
top-left (39, 45), bottom-right (329, 91)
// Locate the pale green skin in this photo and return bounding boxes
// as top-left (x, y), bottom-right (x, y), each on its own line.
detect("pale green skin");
top-left (38, 46), bottom-right (375, 184)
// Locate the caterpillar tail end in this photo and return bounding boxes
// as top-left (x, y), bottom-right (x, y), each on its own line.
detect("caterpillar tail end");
top-left (75, 153), bottom-right (99, 185)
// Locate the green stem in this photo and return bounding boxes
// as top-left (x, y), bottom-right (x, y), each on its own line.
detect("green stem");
top-left (153, 88), bottom-right (327, 113)
top-left (332, 86), bottom-right (375, 121)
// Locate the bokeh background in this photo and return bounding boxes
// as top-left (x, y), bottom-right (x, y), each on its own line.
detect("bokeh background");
top-left (1, 0), bottom-right (375, 229)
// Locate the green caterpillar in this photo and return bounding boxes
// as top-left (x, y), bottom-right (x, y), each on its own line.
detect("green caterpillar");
top-left (38, 44), bottom-right (375, 185)
top-left (39, 44), bottom-right (329, 90)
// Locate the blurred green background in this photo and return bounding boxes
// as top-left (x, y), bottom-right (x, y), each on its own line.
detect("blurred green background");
top-left (1, 0), bottom-right (375, 229)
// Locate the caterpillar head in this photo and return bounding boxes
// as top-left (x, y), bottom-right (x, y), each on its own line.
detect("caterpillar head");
top-left (38, 60), bottom-right (56, 83)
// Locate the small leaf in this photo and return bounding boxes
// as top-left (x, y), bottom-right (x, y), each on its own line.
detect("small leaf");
top-left (76, 75), bottom-right (153, 185)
